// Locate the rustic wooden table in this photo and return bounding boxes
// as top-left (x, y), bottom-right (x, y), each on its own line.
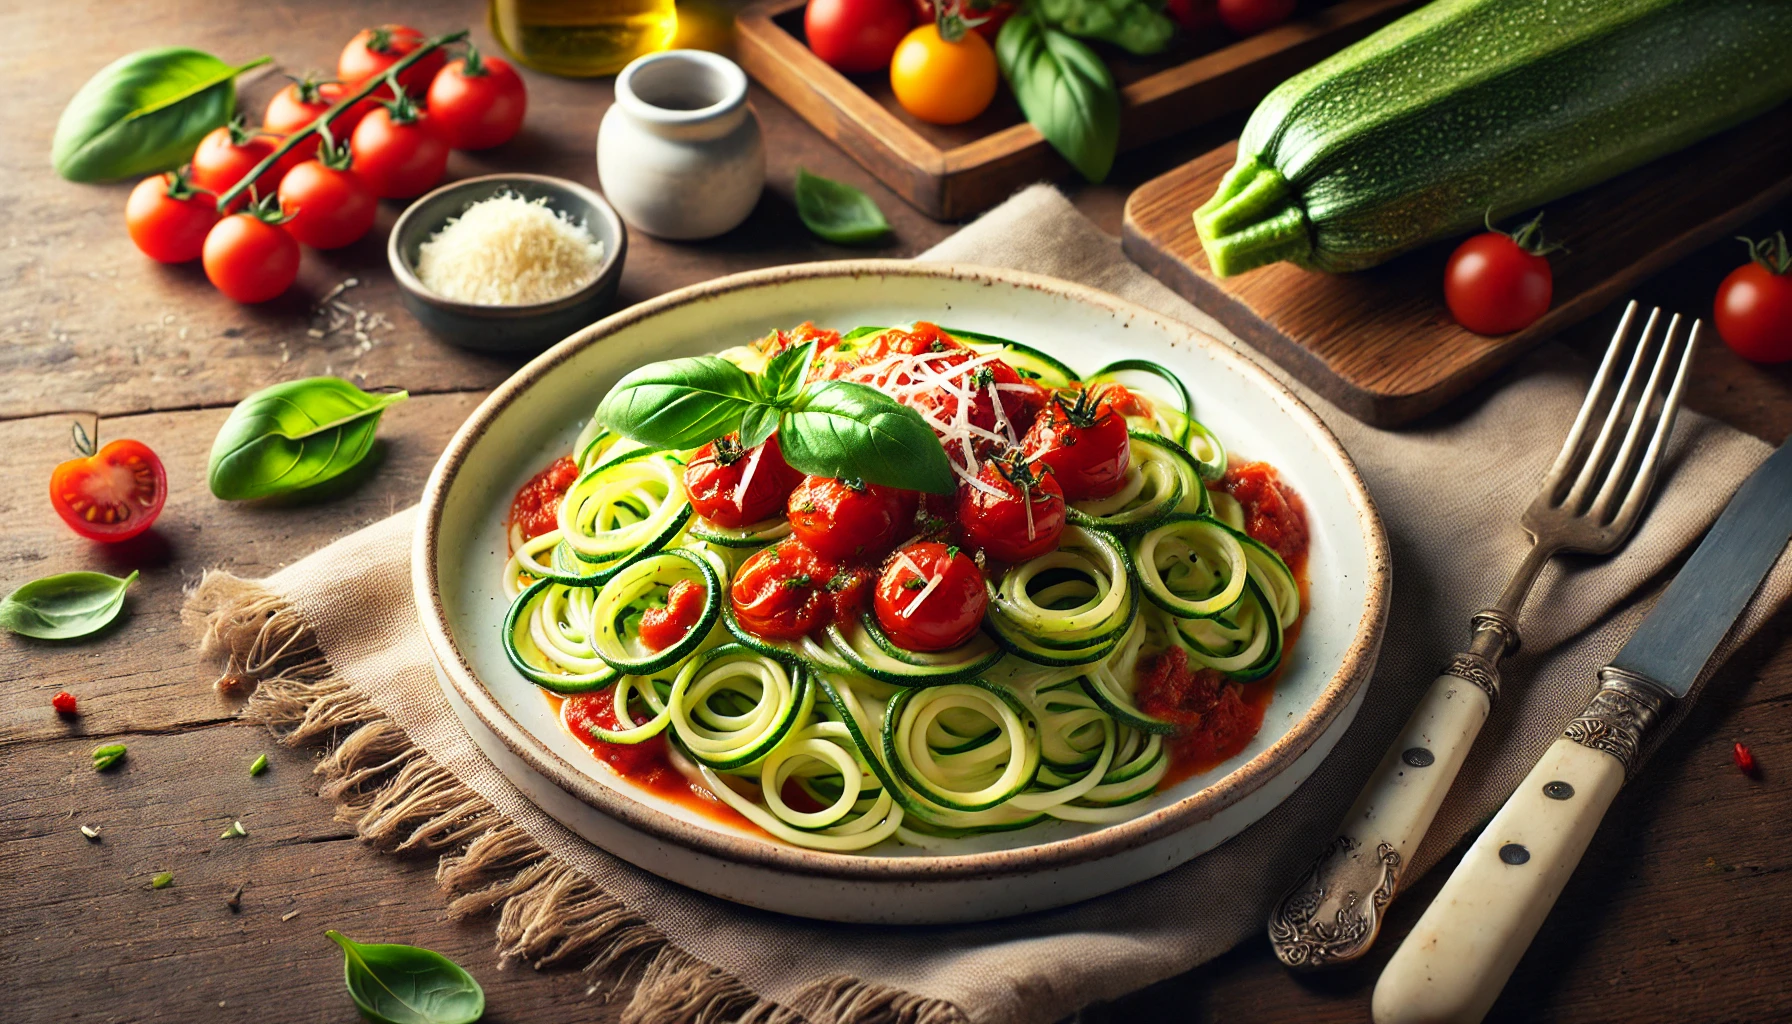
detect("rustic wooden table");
top-left (3, 2), bottom-right (1788, 1022)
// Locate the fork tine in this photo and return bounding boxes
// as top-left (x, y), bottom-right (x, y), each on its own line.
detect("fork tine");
top-left (1544, 301), bottom-right (1636, 491)
top-left (1610, 319), bottom-right (1700, 533)
top-left (1591, 313), bottom-right (1683, 519)
top-left (1563, 306), bottom-right (1662, 510)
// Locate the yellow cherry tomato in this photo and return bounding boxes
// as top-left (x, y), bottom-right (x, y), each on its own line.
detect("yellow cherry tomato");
top-left (889, 24), bottom-right (998, 125)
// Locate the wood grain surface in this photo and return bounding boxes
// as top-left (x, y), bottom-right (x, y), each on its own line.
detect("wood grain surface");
top-left (2, 1), bottom-right (1790, 1022)
top-left (1122, 107), bottom-right (1792, 426)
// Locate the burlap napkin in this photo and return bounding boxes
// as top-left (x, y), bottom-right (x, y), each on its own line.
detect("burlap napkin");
top-left (186, 185), bottom-right (1790, 1024)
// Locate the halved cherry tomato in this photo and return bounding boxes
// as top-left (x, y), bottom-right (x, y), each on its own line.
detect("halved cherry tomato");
top-left (278, 138), bottom-right (378, 250)
top-left (639, 579), bottom-right (708, 651)
top-left (875, 541), bottom-right (986, 651)
top-left (889, 22), bottom-right (997, 125)
top-left (956, 455), bottom-right (1064, 563)
top-left (263, 76), bottom-right (377, 161)
top-left (1444, 214), bottom-right (1555, 336)
top-left (787, 475), bottom-right (917, 561)
top-left (339, 25), bottom-right (444, 100)
top-left (806, 0), bottom-right (913, 73)
top-left (1022, 389), bottom-right (1131, 501)
top-left (1714, 232), bottom-right (1792, 364)
top-left (203, 201), bottom-right (301, 304)
top-left (190, 119), bottom-right (301, 211)
top-left (125, 168), bottom-right (218, 264)
top-left (731, 539), bottom-right (837, 640)
top-left (49, 435), bottom-right (166, 543)
top-left (427, 45), bottom-right (528, 150)
top-left (683, 434), bottom-right (802, 528)
top-left (350, 95), bottom-right (450, 199)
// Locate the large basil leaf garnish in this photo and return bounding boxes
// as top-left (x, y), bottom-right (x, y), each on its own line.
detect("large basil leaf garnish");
top-left (325, 931), bottom-right (484, 1024)
top-left (594, 356), bottom-right (761, 451)
top-left (208, 377), bottom-right (407, 500)
top-left (0, 570), bottom-right (138, 640)
top-left (996, 14), bottom-right (1121, 184)
top-left (778, 381), bottom-right (954, 493)
top-left (52, 48), bottom-right (270, 182)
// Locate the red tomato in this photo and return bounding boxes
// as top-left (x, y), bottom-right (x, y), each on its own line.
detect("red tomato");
top-left (875, 541), bottom-right (986, 651)
top-left (911, 0), bottom-right (1013, 40)
top-left (639, 579), bottom-right (708, 652)
top-left (278, 149), bottom-right (377, 250)
top-left (1713, 233), bottom-right (1792, 364)
top-left (857, 323), bottom-right (1034, 440)
top-left (264, 78), bottom-right (377, 160)
top-left (508, 456), bottom-right (579, 542)
top-left (1164, 0), bottom-right (1219, 32)
top-left (52, 691), bottom-right (79, 714)
top-left (731, 539), bottom-right (837, 640)
top-left (956, 457), bottom-right (1064, 564)
top-left (1217, 0), bottom-right (1295, 35)
top-left (806, 0), bottom-right (913, 73)
top-left (350, 98), bottom-right (450, 199)
top-left (125, 170), bottom-right (218, 264)
top-left (683, 434), bottom-right (801, 528)
top-left (49, 437), bottom-right (166, 543)
top-left (786, 476), bottom-right (916, 560)
top-left (202, 209), bottom-right (301, 303)
top-left (190, 121), bottom-right (300, 211)
top-left (826, 565), bottom-right (875, 623)
top-left (1022, 390), bottom-right (1131, 501)
top-left (339, 25), bottom-right (443, 99)
top-left (427, 45), bottom-right (528, 150)
top-left (1444, 222), bottom-right (1554, 336)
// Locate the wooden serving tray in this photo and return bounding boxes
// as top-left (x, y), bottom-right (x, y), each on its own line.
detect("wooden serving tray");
top-left (1121, 106), bottom-right (1792, 426)
top-left (736, 0), bottom-right (1418, 220)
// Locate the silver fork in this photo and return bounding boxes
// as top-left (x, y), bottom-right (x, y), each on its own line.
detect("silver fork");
top-left (1267, 302), bottom-right (1700, 969)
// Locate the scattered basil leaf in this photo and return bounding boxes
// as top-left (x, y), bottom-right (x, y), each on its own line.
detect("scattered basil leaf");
top-left (794, 170), bottom-right (891, 245)
top-left (1034, 0), bottom-right (1173, 55)
top-left (208, 378), bottom-right (407, 500)
top-left (92, 744), bottom-right (128, 771)
top-left (595, 357), bottom-right (760, 451)
top-left (52, 48), bottom-right (271, 182)
top-left (0, 570), bottom-right (138, 640)
top-left (758, 340), bottom-right (817, 406)
top-left (779, 381), bottom-right (954, 493)
top-left (220, 820), bottom-right (247, 839)
top-left (326, 930), bottom-right (486, 1024)
top-left (151, 872), bottom-right (173, 889)
top-left (250, 753), bottom-right (269, 776)
top-left (997, 13), bottom-right (1121, 183)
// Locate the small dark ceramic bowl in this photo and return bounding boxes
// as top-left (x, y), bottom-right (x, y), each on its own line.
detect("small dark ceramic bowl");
top-left (389, 173), bottom-right (627, 355)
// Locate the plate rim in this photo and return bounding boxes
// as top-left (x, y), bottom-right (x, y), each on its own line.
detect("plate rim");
top-left (413, 259), bottom-right (1390, 882)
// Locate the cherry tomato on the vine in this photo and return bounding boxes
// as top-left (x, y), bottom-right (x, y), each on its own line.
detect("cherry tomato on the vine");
top-left (1714, 232), bottom-right (1792, 364)
top-left (956, 456), bottom-right (1064, 564)
top-left (49, 432), bottom-right (166, 543)
top-left (203, 200), bottom-right (301, 303)
top-left (1217, 0), bottom-right (1295, 35)
top-left (278, 139), bottom-right (377, 250)
top-left (806, 0), bottom-right (913, 73)
top-left (683, 434), bottom-right (802, 528)
top-left (787, 476), bottom-right (916, 561)
top-left (339, 25), bottom-right (443, 99)
top-left (731, 539), bottom-right (838, 640)
top-left (350, 95), bottom-right (449, 199)
top-left (874, 541), bottom-right (986, 651)
top-left (427, 45), bottom-right (528, 150)
top-left (125, 168), bottom-right (218, 264)
top-left (264, 77), bottom-right (377, 161)
top-left (190, 119), bottom-right (300, 211)
top-left (911, 0), bottom-right (1012, 40)
top-left (890, 22), bottom-right (997, 125)
top-left (1022, 389), bottom-right (1131, 501)
top-left (639, 578), bottom-right (708, 652)
top-left (1444, 213), bottom-right (1555, 336)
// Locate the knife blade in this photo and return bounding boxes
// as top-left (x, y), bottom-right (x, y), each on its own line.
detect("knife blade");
top-left (1374, 432), bottom-right (1792, 1024)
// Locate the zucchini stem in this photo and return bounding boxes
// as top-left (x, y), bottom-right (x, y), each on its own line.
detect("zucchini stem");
top-left (1193, 158), bottom-right (1312, 278)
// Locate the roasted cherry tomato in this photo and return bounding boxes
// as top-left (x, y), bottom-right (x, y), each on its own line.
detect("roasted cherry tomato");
top-left (278, 138), bottom-right (378, 250)
top-left (825, 565), bottom-right (875, 623)
top-left (339, 25), bottom-right (444, 99)
top-left (956, 455), bottom-right (1064, 563)
top-left (49, 433), bottom-right (167, 543)
top-left (875, 541), bottom-right (986, 651)
top-left (190, 119), bottom-right (301, 211)
top-left (1714, 232), bottom-right (1792, 364)
top-left (889, 22), bottom-right (997, 125)
top-left (202, 202), bottom-right (301, 303)
top-left (1444, 214), bottom-right (1555, 336)
top-left (731, 539), bottom-right (837, 640)
top-left (639, 579), bottom-right (708, 652)
top-left (1022, 389), bottom-right (1131, 501)
top-left (860, 323), bottom-right (1035, 439)
top-left (806, 0), bottom-right (913, 73)
top-left (263, 76), bottom-right (377, 160)
top-left (787, 475), bottom-right (917, 561)
top-left (350, 95), bottom-right (449, 199)
top-left (683, 434), bottom-right (802, 528)
top-left (125, 168), bottom-right (218, 264)
top-left (427, 45), bottom-right (528, 150)
top-left (1217, 0), bottom-right (1295, 35)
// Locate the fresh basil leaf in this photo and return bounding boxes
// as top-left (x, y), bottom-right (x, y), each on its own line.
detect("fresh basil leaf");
top-left (208, 377), bottom-right (407, 501)
top-left (52, 48), bottom-right (271, 182)
top-left (595, 356), bottom-right (760, 450)
top-left (794, 170), bottom-right (891, 245)
top-left (738, 404), bottom-right (782, 450)
top-left (779, 381), bottom-right (954, 494)
top-left (997, 14), bottom-right (1120, 183)
top-left (325, 931), bottom-right (484, 1024)
top-left (758, 340), bottom-right (817, 406)
top-left (1034, 0), bottom-right (1174, 55)
top-left (0, 570), bottom-right (138, 640)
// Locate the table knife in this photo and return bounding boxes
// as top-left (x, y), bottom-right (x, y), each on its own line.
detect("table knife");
top-left (1373, 432), bottom-right (1792, 1024)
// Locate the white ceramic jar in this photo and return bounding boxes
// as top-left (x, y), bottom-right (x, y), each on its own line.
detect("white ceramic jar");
top-left (597, 50), bottom-right (765, 241)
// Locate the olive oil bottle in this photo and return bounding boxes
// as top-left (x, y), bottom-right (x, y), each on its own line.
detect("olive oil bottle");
top-left (489, 0), bottom-right (679, 77)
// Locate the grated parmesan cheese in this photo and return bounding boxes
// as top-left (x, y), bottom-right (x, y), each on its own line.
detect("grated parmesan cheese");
top-left (416, 193), bottom-right (606, 306)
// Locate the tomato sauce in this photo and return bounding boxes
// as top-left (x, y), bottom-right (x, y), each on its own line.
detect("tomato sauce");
top-left (1221, 461), bottom-right (1310, 577)
top-left (549, 692), bottom-right (760, 832)
top-left (507, 456), bottom-right (579, 543)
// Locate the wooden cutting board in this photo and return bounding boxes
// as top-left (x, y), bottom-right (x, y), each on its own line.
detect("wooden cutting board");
top-left (1120, 107), bottom-right (1792, 426)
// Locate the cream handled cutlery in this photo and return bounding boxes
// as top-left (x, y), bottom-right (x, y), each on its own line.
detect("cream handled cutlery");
top-left (1374, 430), bottom-right (1792, 1024)
top-left (1269, 304), bottom-right (1697, 969)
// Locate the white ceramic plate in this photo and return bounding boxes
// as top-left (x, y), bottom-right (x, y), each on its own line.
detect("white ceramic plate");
top-left (416, 262), bottom-right (1388, 923)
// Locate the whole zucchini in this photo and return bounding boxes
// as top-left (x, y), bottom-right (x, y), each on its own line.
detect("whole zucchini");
top-left (1194, 0), bottom-right (1792, 277)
